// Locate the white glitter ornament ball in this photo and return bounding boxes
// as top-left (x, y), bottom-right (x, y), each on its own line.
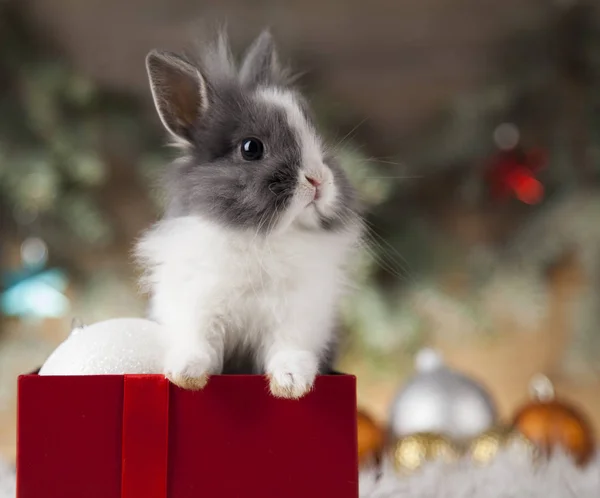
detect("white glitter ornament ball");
top-left (39, 318), bottom-right (165, 375)
top-left (390, 349), bottom-right (498, 441)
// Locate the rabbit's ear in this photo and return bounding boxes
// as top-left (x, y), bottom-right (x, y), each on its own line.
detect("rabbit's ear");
top-left (146, 50), bottom-right (208, 145)
top-left (239, 30), bottom-right (281, 86)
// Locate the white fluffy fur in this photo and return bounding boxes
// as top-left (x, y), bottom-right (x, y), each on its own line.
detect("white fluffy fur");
top-left (360, 449), bottom-right (600, 498)
top-left (137, 215), bottom-right (358, 395)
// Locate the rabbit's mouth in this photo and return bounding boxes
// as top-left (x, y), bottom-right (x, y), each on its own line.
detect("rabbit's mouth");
top-left (304, 192), bottom-right (338, 225)
top-left (303, 189), bottom-right (331, 216)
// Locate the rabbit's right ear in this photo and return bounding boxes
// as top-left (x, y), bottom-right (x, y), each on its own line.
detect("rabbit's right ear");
top-left (146, 50), bottom-right (208, 145)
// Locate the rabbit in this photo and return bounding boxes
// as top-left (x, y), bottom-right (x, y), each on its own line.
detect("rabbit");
top-left (136, 30), bottom-right (362, 398)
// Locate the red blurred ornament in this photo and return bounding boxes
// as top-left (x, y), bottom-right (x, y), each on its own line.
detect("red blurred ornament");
top-left (486, 148), bottom-right (547, 205)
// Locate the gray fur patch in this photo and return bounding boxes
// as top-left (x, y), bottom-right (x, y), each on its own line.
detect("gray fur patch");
top-left (166, 83), bottom-right (302, 230)
top-left (153, 30), bottom-right (359, 233)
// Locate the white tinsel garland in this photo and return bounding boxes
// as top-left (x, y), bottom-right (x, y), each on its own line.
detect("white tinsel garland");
top-left (3, 449), bottom-right (599, 498)
top-left (360, 448), bottom-right (600, 498)
top-left (0, 458), bottom-right (15, 498)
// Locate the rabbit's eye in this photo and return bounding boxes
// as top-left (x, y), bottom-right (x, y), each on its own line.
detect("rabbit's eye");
top-left (241, 138), bottom-right (264, 161)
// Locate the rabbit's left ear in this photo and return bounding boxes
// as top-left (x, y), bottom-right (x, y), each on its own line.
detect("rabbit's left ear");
top-left (146, 50), bottom-right (209, 145)
top-left (239, 30), bottom-right (282, 86)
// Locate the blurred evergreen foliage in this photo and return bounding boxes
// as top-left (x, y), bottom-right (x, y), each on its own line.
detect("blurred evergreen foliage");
top-left (0, 2), bottom-right (167, 268)
top-left (335, 1), bottom-right (600, 368)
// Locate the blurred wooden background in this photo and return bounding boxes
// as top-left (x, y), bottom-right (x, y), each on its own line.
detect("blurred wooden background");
top-left (25, 0), bottom-right (565, 153)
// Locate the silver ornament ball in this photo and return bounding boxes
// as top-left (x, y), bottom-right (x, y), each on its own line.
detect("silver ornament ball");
top-left (390, 349), bottom-right (498, 441)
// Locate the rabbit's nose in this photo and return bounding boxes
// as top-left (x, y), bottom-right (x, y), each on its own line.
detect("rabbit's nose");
top-left (305, 175), bottom-right (321, 188)
top-left (305, 175), bottom-right (322, 200)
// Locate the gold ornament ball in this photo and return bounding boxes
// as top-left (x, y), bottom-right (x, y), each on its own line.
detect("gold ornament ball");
top-left (357, 410), bottom-right (384, 464)
top-left (391, 433), bottom-right (460, 474)
top-left (512, 399), bottom-right (595, 466)
top-left (468, 425), bottom-right (535, 465)
top-left (511, 374), bottom-right (596, 466)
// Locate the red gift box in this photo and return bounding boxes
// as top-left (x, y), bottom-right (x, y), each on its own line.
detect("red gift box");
top-left (17, 374), bottom-right (358, 498)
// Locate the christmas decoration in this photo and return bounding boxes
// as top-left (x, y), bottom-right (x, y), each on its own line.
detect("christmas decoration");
top-left (486, 147), bottom-right (547, 205)
top-left (389, 349), bottom-right (497, 441)
top-left (38, 318), bottom-right (165, 375)
top-left (467, 425), bottom-right (535, 465)
top-left (390, 432), bottom-right (460, 474)
top-left (512, 375), bottom-right (595, 466)
top-left (357, 410), bottom-right (384, 465)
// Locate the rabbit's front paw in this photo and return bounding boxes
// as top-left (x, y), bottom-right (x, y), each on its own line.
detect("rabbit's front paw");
top-left (164, 345), bottom-right (216, 390)
top-left (267, 350), bottom-right (318, 399)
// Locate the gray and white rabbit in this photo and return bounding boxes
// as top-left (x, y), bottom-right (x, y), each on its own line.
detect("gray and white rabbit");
top-left (136, 31), bottom-right (362, 398)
